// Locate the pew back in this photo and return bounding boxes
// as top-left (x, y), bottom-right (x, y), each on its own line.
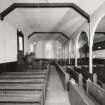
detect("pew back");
top-left (87, 80), bottom-right (105, 105)
top-left (69, 80), bottom-right (95, 105)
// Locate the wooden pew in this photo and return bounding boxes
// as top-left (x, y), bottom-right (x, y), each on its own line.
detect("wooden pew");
top-left (87, 79), bottom-right (105, 105)
top-left (93, 66), bottom-right (105, 83)
top-left (1, 71), bottom-right (48, 75)
top-left (0, 74), bottom-right (47, 79)
top-left (0, 66), bottom-right (49, 105)
top-left (0, 74), bottom-right (48, 89)
top-left (0, 76), bottom-right (48, 104)
top-left (66, 67), bottom-right (79, 83)
top-left (0, 79), bottom-right (46, 84)
top-left (0, 94), bottom-right (42, 105)
top-left (0, 84), bottom-right (46, 104)
top-left (0, 79), bottom-right (47, 94)
top-left (0, 84), bottom-right (47, 104)
top-left (0, 77), bottom-right (48, 95)
top-left (0, 84), bottom-right (45, 91)
top-left (69, 80), bottom-right (95, 105)
top-left (71, 66), bottom-right (93, 90)
top-left (25, 69), bottom-right (48, 72)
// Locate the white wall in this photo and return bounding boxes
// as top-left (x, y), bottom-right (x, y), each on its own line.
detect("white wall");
top-left (36, 41), bottom-right (46, 58)
top-left (69, 38), bottom-right (74, 58)
top-left (0, 20), bottom-right (17, 63)
top-left (35, 40), bottom-right (62, 59)
top-left (0, 21), bottom-right (4, 63)
top-left (24, 36), bottom-right (31, 54)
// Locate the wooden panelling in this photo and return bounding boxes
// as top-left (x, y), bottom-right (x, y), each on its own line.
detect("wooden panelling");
top-left (0, 61), bottom-right (17, 73)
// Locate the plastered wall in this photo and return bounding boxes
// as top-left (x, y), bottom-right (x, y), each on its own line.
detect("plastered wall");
top-left (0, 20), bottom-right (17, 63)
top-left (35, 40), bottom-right (62, 59)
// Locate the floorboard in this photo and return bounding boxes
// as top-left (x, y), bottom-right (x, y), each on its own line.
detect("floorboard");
top-left (45, 66), bottom-right (71, 105)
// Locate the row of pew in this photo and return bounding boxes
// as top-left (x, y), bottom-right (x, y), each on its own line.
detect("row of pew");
top-left (58, 58), bottom-right (105, 66)
top-left (73, 65), bottom-right (105, 87)
top-left (0, 63), bottom-right (50, 105)
top-left (55, 62), bottom-right (105, 105)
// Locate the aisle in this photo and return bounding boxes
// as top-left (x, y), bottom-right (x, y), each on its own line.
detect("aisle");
top-left (45, 66), bottom-right (70, 105)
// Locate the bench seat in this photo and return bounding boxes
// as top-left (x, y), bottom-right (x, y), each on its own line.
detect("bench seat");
top-left (1, 71), bottom-right (48, 75)
top-left (0, 79), bottom-right (46, 84)
top-left (0, 84), bottom-right (46, 104)
top-left (0, 74), bottom-right (47, 79)
top-left (0, 94), bottom-right (41, 105)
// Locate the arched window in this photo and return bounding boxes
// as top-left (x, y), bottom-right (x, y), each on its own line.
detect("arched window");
top-left (17, 30), bottom-right (24, 67)
top-left (17, 30), bottom-right (24, 52)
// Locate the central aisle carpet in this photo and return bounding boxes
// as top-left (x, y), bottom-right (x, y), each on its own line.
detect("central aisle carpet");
top-left (45, 66), bottom-right (71, 105)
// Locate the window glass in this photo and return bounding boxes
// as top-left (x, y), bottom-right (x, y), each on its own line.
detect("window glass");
top-left (19, 36), bottom-right (23, 51)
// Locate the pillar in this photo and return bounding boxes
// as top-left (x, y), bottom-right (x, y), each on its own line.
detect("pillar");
top-left (89, 39), bottom-right (93, 74)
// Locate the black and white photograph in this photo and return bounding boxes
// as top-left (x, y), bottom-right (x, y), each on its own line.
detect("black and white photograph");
top-left (0, 0), bottom-right (105, 105)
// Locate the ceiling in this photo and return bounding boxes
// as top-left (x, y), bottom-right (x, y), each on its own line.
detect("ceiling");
top-left (29, 33), bottom-right (66, 43)
top-left (96, 17), bottom-right (105, 32)
top-left (0, 0), bottom-right (105, 43)
top-left (76, 0), bottom-right (105, 15)
top-left (19, 8), bottom-right (70, 32)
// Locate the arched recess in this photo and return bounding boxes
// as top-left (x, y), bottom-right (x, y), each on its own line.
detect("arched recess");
top-left (69, 40), bottom-right (71, 63)
top-left (90, 14), bottom-right (105, 80)
top-left (90, 15), bottom-right (105, 47)
top-left (69, 39), bottom-right (74, 63)
top-left (65, 42), bottom-right (69, 64)
top-left (89, 14), bottom-right (105, 73)
top-left (75, 31), bottom-right (89, 67)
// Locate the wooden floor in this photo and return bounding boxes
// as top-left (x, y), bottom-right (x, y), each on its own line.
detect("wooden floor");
top-left (45, 66), bottom-right (71, 105)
